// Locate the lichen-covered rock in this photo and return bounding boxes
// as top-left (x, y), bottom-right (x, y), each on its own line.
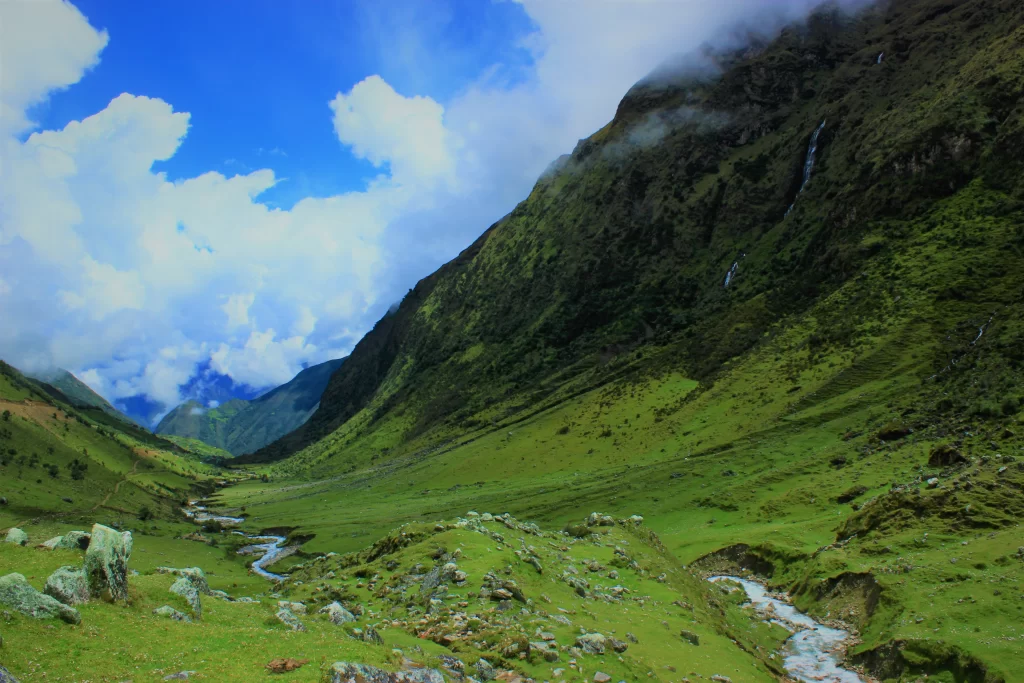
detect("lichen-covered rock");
top-left (84, 524), bottom-right (132, 602)
top-left (576, 632), bottom-right (607, 654)
top-left (44, 566), bottom-right (90, 605)
top-left (154, 605), bottom-right (192, 622)
top-left (55, 531), bottom-right (91, 550)
top-left (0, 664), bottom-right (20, 683)
top-left (4, 528), bottom-right (27, 546)
top-left (0, 573), bottom-right (81, 624)
top-left (329, 663), bottom-right (446, 683)
top-left (475, 659), bottom-right (496, 681)
top-left (276, 607), bottom-right (306, 631)
top-left (169, 577), bottom-right (201, 619)
top-left (155, 567), bottom-right (210, 594)
top-left (320, 601), bottom-right (356, 624)
top-left (277, 600), bottom-right (306, 614)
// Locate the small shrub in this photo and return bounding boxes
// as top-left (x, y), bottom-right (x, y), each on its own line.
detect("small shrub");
top-left (138, 505), bottom-right (154, 521)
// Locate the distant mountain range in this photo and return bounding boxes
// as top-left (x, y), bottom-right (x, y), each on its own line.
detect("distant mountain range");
top-left (155, 357), bottom-right (345, 456)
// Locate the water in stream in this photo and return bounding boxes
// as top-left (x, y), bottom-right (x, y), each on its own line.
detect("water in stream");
top-left (183, 500), bottom-right (287, 582)
top-left (709, 576), bottom-right (866, 683)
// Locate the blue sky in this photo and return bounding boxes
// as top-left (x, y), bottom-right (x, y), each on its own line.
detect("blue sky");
top-left (0, 0), bottom-right (841, 426)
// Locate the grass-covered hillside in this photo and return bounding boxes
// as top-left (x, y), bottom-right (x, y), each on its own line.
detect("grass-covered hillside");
top-left (214, 0), bottom-right (1024, 680)
top-left (25, 367), bottom-right (140, 427)
top-left (156, 357), bottom-right (345, 456)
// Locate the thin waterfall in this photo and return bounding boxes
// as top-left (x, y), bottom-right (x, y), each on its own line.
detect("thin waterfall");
top-left (785, 120), bottom-right (826, 216)
top-left (877, 52), bottom-right (884, 64)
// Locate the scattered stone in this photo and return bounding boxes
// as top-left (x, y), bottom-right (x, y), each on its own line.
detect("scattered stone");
top-left (155, 567), bottom-right (210, 594)
top-left (163, 672), bottom-right (196, 681)
top-left (926, 478), bottom-right (940, 489)
top-left (0, 664), bottom-right (18, 683)
top-left (321, 601), bottom-right (357, 624)
top-left (586, 513), bottom-right (615, 527)
top-left (329, 663), bottom-right (447, 683)
top-left (711, 676), bottom-right (732, 683)
top-left (276, 607), bottom-right (306, 631)
top-left (267, 658), bottom-right (309, 673)
top-left (84, 524), bottom-right (132, 603)
top-left (608, 637), bottom-right (628, 653)
top-left (4, 529), bottom-right (27, 547)
top-left (0, 573), bottom-right (81, 624)
top-left (680, 630), bottom-right (700, 646)
top-left (153, 605), bottom-right (192, 622)
top-left (594, 673), bottom-right (611, 683)
top-left (576, 633), bottom-right (607, 655)
top-left (481, 513), bottom-right (494, 522)
top-left (44, 566), bottom-right (90, 605)
top-left (170, 577), bottom-right (202, 619)
top-left (209, 589), bottom-right (231, 601)
top-left (41, 537), bottom-right (63, 550)
top-left (625, 632), bottom-right (638, 643)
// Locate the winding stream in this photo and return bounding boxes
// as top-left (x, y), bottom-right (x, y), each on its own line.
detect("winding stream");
top-left (709, 576), bottom-right (866, 683)
top-left (183, 500), bottom-right (287, 582)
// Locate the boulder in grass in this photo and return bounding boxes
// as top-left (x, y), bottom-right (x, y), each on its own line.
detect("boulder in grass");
top-left (276, 607), bottom-right (306, 631)
top-left (320, 601), bottom-right (356, 625)
top-left (153, 605), bottom-right (192, 622)
top-left (55, 531), bottom-right (91, 550)
top-left (4, 528), bottom-right (27, 546)
top-left (155, 567), bottom-right (210, 594)
top-left (84, 524), bottom-right (132, 602)
top-left (0, 664), bottom-right (20, 683)
top-left (0, 573), bottom-right (81, 624)
top-left (169, 577), bottom-right (202, 619)
top-left (44, 566), bottom-right (90, 605)
top-left (41, 536), bottom-right (64, 550)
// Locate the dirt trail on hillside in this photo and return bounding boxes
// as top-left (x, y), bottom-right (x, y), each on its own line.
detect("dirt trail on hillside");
top-left (92, 459), bottom-right (140, 511)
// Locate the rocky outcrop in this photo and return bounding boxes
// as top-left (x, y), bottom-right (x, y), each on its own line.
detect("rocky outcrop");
top-left (0, 573), bottom-right (81, 624)
top-left (0, 664), bottom-right (20, 683)
top-left (44, 566), bottom-right (90, 605)
top-left (55, 531), bottom-right (91, 550)
top-left (4, 528), bottom-right (27, 546)
top-left (83, 524), bottom-right (132, 602)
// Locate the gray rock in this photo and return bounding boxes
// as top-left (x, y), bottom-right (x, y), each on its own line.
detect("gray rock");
top-left (576, 632), bottom-right (607, 655)
top-left (84, 524), bottom-right (132, 602)
top-left (42, 536), bottom-right (64, 550)
top-left (329, 663), bottom-right (447, 683)
top-left (55, 531), bottom-right (91, 550)
top-left (209, 589), bottom-right (231, 601)
top-left (320, 601), bottom-right (356, 624)
top-left (608, 637), bottom-right (628, 653)
top-left (475, 659), bottom-right (496, 682)
top-left (594, 674), bottom-right (611, 683)
top-left (4, 529), bottom-right (27, 546)
top-left (0, 664), bottom-right (20, 683)
top-left (153, 605), bottom-right (192, 622)
top-left (44, 566), bottom-right (90, 605)
top-left (680, 629), bottom-right (700, 646)
top-left (169, 577), bottom-right (202, 619)
top-left (277, 599), bottom-right (306, 614)
top-left (0, 573), bottom-right (81, 624)
top-left (926, 477), bottom-right (940, 489)
top-left (163, 672), bottom-right (197, 680)
top-left (276, 607), bottom-right (306, 631)
top-left (155, 567), bottom-right (210, 594)
top-left (233, 596), bottom-right (259, 604)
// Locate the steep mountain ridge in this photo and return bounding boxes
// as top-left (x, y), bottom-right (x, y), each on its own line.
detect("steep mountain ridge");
top-left (26, 367), bottom-right (139, 427)
top-left (156, 357), bottom-right (344, 455)
top-left (246, 0), bottom-right (1024, 465)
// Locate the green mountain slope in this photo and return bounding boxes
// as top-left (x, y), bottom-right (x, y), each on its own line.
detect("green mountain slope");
top-left (156, 357), bottom-right (344, 455)
top-left (220, 1), bottom-right (1024, 680)
top-left (26, 367), bottom-right (139, 427)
